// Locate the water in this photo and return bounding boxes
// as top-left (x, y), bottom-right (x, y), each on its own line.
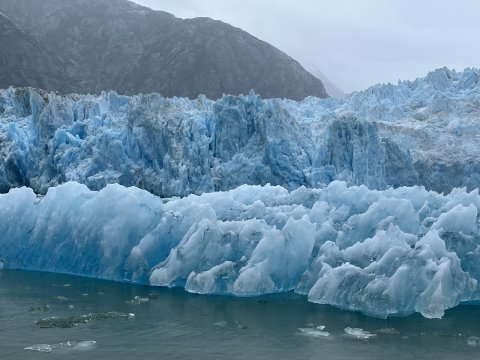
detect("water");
top-left (1, 270), bottom-right (479, 359)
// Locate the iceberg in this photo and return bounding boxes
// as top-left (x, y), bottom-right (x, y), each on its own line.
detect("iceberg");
top-left (1, 181), bottom-right (479, 319)
top-left (0, 67), bottom-right (479, 197)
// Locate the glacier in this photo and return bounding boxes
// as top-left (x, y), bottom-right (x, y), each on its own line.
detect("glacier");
top-left (1, 67), bottom-right (480, 319)
top-left (0, 67), bottom-right (479, 196)
top-left (1, 181), bottom-right (480, 319)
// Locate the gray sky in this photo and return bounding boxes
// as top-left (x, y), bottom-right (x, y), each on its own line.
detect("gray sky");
top-left (134, 0), bottom-right (480, 93)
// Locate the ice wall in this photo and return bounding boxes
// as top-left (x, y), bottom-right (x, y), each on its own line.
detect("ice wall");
top-left (1, 181), bottom-right (479, 318)
top-left (1, 67), bottom-right (479, 196)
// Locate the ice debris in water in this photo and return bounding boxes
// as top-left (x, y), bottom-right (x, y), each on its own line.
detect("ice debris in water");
top-left (213, 321), bottom-right (228, 328)
top-left (468, 336), bottom-right (480, 346)
top-left (298, 327), bottom-right (330, 338)
top-left (24, 341), bottom-right (96, 353)
top-left (126, 295), bottom-right (150, 305)
top-left (29, 305), bottom-right (50, 312)
top-left (24, 344), bottom-right (52, 353)
top-left (71, 340), bottom-right (97, 350)
top-left (344, 327), bottom-right (377, 339)
top-left (36, 312), bottom-right (135, 328)
top-left (2, 180), bottom-right (480, 319)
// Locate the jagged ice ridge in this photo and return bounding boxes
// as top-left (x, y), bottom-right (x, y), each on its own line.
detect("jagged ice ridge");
top-left (0, 67), bottom-right (479, 196)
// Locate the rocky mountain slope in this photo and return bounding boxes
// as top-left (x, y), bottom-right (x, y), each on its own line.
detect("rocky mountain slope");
top-left (0, 0), bottom-right (327, 100)
top-left (0, 12), bottom-right (73, 92)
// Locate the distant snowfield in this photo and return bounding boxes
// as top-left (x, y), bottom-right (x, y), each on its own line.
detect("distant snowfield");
top-left (0, 67), bottom-right (479, 318)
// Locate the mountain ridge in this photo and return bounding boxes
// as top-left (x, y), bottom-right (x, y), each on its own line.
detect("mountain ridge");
top-left (0, 0), bottom-right (328, 100)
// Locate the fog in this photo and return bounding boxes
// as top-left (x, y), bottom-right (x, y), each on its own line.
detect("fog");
top-left (134, 0), bottom-right (480, 93)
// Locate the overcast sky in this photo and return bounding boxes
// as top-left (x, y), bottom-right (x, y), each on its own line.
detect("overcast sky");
top-left (134, 0), bottom-right (480, 93)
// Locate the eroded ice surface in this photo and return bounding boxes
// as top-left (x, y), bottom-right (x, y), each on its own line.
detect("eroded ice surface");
top-left (0, 68), bottom-right (479, 196)
top-left (1, 181), bottom-right (479, 319)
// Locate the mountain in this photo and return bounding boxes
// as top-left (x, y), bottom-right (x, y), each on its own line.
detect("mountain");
top-left (0, 0), bottom-right (327, 100)
top-left (0, 12), bottom-right (73, 92)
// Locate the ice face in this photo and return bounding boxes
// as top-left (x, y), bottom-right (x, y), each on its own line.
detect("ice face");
top-left (1, 67), bottom-right (480, 319)
top-left (0, 67), bottom-right (479, 197)
top-left (1, 181), bottom-right (479, 319)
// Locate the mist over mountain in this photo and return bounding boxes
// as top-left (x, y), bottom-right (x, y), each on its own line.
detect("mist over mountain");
top-left (302, 62), bottom-right (345, 98)
top-left (0, 0), bottom-right (328, 100)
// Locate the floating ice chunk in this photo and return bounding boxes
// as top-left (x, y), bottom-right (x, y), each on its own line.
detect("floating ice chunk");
top-left (213, 320), bottom-right (228, 328)
top-left (344, 327), bottom-right (376, 339)
top-left (24, 344), bottom-right (52, 353)
top-left (36, 312), bottom-right (135, 328)
top-left (298, 328), bottom-right (330, 337)
top-left (126, 296), bottom-right (150, 305)
top-left (68, 340), bottom-right (97, 351)
top-left (467, 336), bottom-right (480, 346)
top-left (24, 341), bottom-right (96, 353)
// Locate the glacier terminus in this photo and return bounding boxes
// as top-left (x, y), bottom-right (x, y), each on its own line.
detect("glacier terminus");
top-left (1, 67), bottom-right (480, 318)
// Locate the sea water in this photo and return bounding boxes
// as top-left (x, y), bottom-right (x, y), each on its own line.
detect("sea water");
top-left (0, 270), bottom-right (479, 360)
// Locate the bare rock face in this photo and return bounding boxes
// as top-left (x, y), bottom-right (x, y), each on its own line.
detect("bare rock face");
top-left (0, 12), bottom-right (73, 92)
top-left (0, 0), bottom-right (327, 100)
